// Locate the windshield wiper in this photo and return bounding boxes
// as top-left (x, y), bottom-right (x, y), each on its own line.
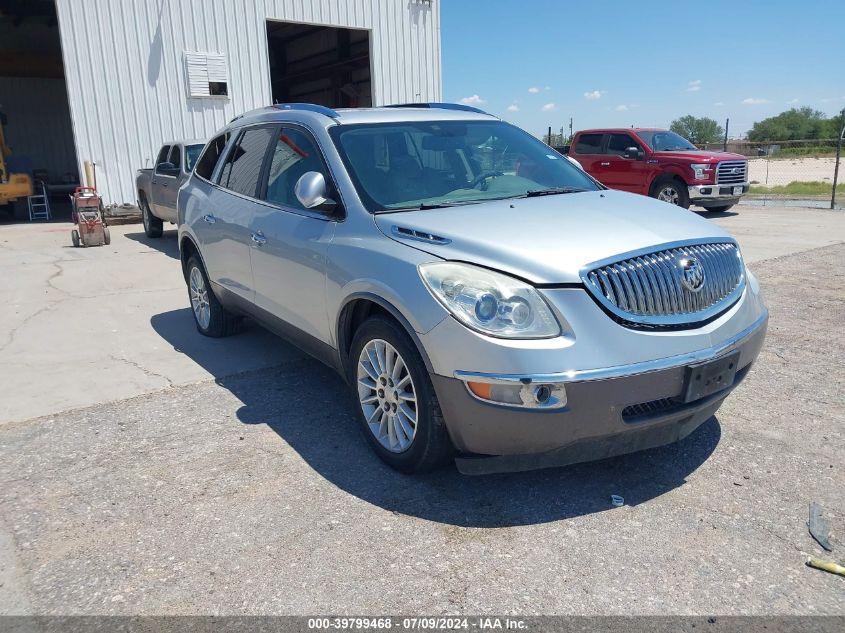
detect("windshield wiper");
top-left (523, 187), bottom-right (587, 197)
top-left (378, 200), bottom-right (482, 213)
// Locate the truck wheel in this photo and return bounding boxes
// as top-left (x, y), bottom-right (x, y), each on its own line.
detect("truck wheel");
top-left (348, 315), bottom-right (453, 474)
top-left (103, 227), bottom-right (111, 245)
top-left (186, 256), bottom-right (241, 337)
top-left (703, 204), bottom-right (734, 213)
top-left (141, 196), bottom-right (163, 238)
top-left (71, 230), bottom-right (80, 248)
top-left (650, 176), bottom-right (690, 209)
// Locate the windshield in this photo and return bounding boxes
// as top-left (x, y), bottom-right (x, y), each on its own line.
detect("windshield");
top-left (637, 131), bottom-right (697, 152)
top-left (185, 144), bottom-right (204, 171)
top-left (329, 120), bottom-right (600, 212)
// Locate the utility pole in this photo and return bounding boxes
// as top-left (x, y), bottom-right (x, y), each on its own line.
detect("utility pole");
top-left (547, 126), bottom-right (552, 146)
top-left (569, 117), bottom-right (573, 142)
top-left (723, 118), bottom-right (729, 152)
top-left (832, 108), bottom-right (845, 210)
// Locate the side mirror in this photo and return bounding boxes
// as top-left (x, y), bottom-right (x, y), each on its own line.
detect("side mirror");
top-left (156, 161), bottom-right (177, 174)
top-left (295, 171), bottom-right (336, 211)
top-left (624, 147), bottom-right (644, 160)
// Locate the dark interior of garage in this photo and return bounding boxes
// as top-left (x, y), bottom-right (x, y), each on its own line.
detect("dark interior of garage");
top-left (266, 21), bottom-right (372, 108)
top-left (0, 0), bottom-right (78, 221)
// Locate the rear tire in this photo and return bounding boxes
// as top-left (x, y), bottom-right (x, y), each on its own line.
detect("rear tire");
top-left (348, 315), bottom-right (453, 473)
top-left (703, 204), bottom-right (735, 213)
top-left (71, 229), bottom-right (80, 248)
top-left (103, 227), bottom-right (111, 245)
top-left (650, 176), bottom-right (690, 209)
top-left (141, 196), bottom-right (163, 238)
top-left (185, 256), bottom-right (241, 337)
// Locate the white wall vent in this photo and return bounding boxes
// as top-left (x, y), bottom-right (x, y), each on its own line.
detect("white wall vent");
top-left (185, 52), bottom-right (229, 98)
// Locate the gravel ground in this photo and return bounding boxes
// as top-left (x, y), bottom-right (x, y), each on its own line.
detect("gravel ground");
top-left (0, 241), bottom-right (843, 616)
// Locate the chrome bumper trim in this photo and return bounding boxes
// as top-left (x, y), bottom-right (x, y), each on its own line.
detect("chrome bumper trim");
top-left (688, 182), bottom-right (748, 199)
top-left (454, 310), bottom-right (768, 385)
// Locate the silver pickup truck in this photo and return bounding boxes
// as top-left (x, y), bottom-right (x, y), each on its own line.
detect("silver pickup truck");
top-left (136, 140), bottom-right (204, 237)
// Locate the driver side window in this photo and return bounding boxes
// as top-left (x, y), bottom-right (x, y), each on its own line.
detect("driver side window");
top-left (264, 127), bottom-right (329, 211)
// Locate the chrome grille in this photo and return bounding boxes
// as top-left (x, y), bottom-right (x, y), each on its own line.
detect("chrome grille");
top-left (716, 160), bottom-right (747, 184)
top-left (583, 241), bottom-right (745, 327)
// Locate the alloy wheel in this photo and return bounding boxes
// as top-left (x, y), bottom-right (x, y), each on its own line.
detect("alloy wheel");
top-left (357, 338), bottom-right (418, 453)
top-left (657, 186), bottom-right (680, 205)
top-left (189, 266), bottom-right (211, 330)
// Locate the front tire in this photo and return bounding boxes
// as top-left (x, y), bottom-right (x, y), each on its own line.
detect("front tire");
top-left (703, 204), bottom-right (735, 213)
top-left (141, 196), bottom-right (163, 238)
top-left (185, 256), bottom-right (240, 337)
top-left (71, 229), bottom-right (80, 248)
top-left (103, 227), bottom-right (111, 245)
top-left (650, 176), bottom-right (690, 209)
top-left (348, 315), bottom-right (453, 473)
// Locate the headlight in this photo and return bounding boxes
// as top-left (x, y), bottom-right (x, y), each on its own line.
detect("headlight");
top-left (691, 163), bottom-right (713, 180)
top-left (419, 262), bottom-right (561, 338)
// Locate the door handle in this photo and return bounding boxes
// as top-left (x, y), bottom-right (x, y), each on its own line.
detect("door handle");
top-left (250, 231), bottom-right (267, 246)
top-left (600, 162), bottom-right (611, 167)
top-left (202, 214), bottom-right (216, 224)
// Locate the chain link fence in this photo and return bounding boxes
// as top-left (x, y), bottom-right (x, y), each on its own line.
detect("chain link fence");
top-left (700, 139), bottom-right (843, 208)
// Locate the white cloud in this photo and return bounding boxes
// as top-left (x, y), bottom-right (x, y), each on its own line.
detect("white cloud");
top-left (687, 79), bottom-right (702, 92)
top-left (507, 103), bottom-right (519, 112)
top-left (614, 105), bottom-right (629, 112)
top-left (584, 90), bottom-right (605, 100)
top-left (459, 94), bottom-right (486, 105)
top-left (541, 103), bottom-right (558, 112)
top-left (741, 97), bottom-right (771, 105)
top-left (787, 98), bottom-right (800, 104)
top-left (714, 102), bottom-right (724, 106)
top-left (528, 87), bottom-right (540, 94)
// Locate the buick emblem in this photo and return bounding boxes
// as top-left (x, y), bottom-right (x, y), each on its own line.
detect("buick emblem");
top-left (679, 256), bottom-right (706, 292)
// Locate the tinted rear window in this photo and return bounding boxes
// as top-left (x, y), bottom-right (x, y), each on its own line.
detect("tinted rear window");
top-left (195, 134), bottom-right (229, 180)
top-left (218, 127), bottom-right (276, 198)
top-left (574, 134), bottom-right (603, 154)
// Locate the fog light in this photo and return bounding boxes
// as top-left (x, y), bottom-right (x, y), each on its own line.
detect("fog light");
top-left (700, 187), bottom-right (712, 195)
top-left (465, 380), bottom-right (566, 409)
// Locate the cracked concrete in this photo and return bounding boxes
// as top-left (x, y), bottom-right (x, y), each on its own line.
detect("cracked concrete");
top-left (0, 223), bottom-right (305, 425)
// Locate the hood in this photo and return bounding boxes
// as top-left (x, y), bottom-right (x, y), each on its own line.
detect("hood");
top-left (374, 190), bottom-right (734, 284)
top-left (650, 149), bottom-right (746, 163)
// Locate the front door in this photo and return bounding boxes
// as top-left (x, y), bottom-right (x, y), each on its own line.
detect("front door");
top-left (600, 133), bottom-right (649, 194)
top-left (249, 126), bottom-right (337, 345)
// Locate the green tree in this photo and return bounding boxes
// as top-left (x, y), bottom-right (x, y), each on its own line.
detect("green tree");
top-left (669, 115), bottom-right (724, 144)
top-left (747, 107), bottom-right (830, 141)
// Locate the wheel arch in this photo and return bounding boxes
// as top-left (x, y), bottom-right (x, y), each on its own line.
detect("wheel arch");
top-left (337, 293), bottom-right (436, 377)
top-left (179, 233), bottom-right (205, 283)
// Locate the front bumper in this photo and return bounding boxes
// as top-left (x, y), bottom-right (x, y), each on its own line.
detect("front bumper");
top-left (688, 182), bottom-right (748, 205)
top-left (431, 311), bottom-right (767, 474)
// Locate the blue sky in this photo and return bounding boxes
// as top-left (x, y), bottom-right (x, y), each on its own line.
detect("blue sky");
top-left (440, 0), bottom-right (845, 138)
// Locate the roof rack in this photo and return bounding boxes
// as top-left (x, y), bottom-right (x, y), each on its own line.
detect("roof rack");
top-left (385, 102), bottom-right (489, 115)
top-left (272, 103), bottom-right (340, 118)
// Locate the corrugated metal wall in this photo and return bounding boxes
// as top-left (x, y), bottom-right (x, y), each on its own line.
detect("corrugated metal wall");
top-left (0, 76), bottom-right (78, 182)
top-left (53, 0), bottom-right (441, 205)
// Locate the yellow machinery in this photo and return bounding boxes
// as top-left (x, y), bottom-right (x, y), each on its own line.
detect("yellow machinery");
top-left (0, 111), bottom-right (34, 214)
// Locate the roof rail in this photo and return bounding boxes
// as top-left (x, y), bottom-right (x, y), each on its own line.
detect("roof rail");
top-left (273, 103), bottom-right (340, 118)
top-left (385, 102), bottom-right (489, 115)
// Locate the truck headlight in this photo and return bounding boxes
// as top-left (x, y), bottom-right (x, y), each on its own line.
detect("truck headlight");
top-left (419, 262), bottom-right (560, 339)
top-left (691, 163), bottom-right (713, 180)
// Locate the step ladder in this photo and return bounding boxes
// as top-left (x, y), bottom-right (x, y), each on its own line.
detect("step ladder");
top-left (28, 181), bottom-right (51, 221)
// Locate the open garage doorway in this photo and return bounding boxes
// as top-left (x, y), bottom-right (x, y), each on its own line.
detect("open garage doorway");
top-left (266, 21), bottom-right (372, 108)
top-left (0, 0), bottom-right (79, 221)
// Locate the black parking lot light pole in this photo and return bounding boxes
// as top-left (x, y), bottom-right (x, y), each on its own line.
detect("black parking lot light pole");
top-left (832, 109), bottom-right (845, 210)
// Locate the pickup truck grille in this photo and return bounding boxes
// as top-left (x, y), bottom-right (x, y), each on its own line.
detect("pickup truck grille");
top-left (716, 160), bottom-right (747, 184)
top-left (583, 241), bottom-right (745, 328)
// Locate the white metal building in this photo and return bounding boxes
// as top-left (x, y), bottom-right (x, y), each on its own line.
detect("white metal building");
top-left (0, 0), bottom-right (442, 207)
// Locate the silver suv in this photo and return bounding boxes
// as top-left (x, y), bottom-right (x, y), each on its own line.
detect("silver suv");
top-left (178, 103), bottom-right (768, 475)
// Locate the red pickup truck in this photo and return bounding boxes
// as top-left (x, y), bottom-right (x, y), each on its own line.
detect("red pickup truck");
top-left (568, 128), bottom-right (748, 212)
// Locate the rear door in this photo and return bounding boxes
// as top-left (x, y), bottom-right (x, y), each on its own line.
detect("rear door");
top-left (601, 133), bottom-right (649, 194)
top-left (248, 125), bottom-right (338, 345)
top-left (195, 126), bottom-right (276, 304)
top-left (570, 133), bottom-right (607, 184)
